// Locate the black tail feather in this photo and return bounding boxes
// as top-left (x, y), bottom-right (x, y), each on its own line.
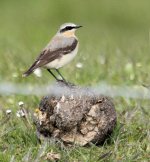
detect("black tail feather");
top-left (22, 68), bottom-right (34, 77)
top-left (22, 61), bottom-right (38, 77)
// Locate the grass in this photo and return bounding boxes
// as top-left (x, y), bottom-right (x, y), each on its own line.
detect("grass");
top-left (0, 0), bottom-right (150, 161)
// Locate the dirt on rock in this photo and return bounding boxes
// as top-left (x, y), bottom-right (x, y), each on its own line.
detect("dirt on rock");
top-left (34, 82), bottom-right (117, 146)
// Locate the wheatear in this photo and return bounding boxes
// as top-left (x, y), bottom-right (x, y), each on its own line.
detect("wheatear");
top-left (23, 23), bottom-right (82, 82)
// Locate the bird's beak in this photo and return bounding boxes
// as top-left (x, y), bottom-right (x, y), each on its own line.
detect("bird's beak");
top-left (75, 25), bottom-right (83, 29)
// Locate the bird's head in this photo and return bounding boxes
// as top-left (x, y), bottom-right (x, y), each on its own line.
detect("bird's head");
top-left (58, 23), bottom-right (82, 37)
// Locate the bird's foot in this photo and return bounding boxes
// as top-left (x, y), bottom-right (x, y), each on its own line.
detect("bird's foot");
top-left (56, 79), bottom-right (68, 85)
top-left (56, 79), bottom-right (74, 87)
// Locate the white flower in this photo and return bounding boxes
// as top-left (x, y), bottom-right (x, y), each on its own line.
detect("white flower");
top-left (18, 101), bottom-right (24, 106)
top-left (16, 110), bottom-right (25, 117)
top-left (16, 112), bottom-right (21, 117)
top-left (6, 109), bottom-right (12, 114)
top-left (76, 62), bottom-right (83, 69)
top-left (33, 68), bottom-right (42, 77)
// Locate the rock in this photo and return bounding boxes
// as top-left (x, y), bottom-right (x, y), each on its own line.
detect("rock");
top-left (34, 81), bottom-right (117, 146)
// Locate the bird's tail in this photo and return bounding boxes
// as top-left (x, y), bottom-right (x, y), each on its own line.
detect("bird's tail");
top-left (22, 68), bottom-right (33, 77)
top-left (22, 65), bottom-right (36, 77)
top-left (23, 60), bottom-right (38, 77)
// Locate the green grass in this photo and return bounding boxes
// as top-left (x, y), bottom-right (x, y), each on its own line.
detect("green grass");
top-left (0, 0), bottom-right (150, 161)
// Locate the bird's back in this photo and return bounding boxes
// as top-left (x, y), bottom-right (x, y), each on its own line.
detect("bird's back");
top-left (23, 35), bottom-right (78, 77)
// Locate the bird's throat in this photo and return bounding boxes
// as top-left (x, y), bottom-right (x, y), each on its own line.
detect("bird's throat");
top-left (62, 31), bottom-right (75, 37)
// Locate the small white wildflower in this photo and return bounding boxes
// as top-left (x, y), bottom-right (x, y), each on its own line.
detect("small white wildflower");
top-left (6, 109), bottom-right (12, 114)
top-left (16, 112), bottom-right (21, 117)
top-left (33, 68), bottom-right (42, 77)
top-left (16, 110), bottom-right (25, 117)
top-left (76, 62), bottom-right (83, 69)
top-left (18, 101), bottom-right (24, 106)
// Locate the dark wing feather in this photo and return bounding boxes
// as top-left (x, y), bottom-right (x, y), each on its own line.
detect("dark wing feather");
top-left (23, 36), bottom-right (78, 77)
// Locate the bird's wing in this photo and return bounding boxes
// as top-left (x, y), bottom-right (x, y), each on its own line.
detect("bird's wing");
top-left (33, 36), bottom-right (77, 68)
top-left (23, 36), bottom-right (78, 76)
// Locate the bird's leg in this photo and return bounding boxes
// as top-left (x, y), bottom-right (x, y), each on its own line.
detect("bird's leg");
top-left (55, 69), bottom-right (67, 83)
top-left (47, 69), bottom-right (59, 81)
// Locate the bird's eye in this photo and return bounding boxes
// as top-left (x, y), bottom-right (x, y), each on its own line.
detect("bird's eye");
top-left (65, 26), bottom-right (74, 30)
top-left (60, 26), bottom-right (74, 33)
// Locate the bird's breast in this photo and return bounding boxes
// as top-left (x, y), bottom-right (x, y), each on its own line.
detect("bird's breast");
top-left (45, 43), bottom-right (79, 69)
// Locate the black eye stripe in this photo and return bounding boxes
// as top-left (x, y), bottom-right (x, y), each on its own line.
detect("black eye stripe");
top-left (66, 26), bottom-right (74, 30)
top-left (60, 26), bottom-right (74, 33)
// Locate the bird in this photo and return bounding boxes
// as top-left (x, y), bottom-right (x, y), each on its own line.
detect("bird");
top-left (23, 22), bottom-right (82, 82)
